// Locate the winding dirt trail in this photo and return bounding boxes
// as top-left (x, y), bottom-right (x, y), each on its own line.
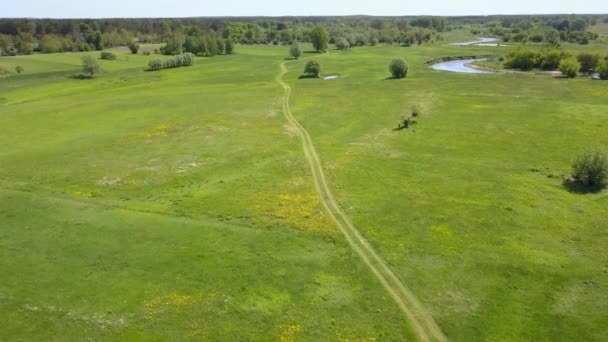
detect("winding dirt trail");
top-left (276, 62), bottom-right (447, 342)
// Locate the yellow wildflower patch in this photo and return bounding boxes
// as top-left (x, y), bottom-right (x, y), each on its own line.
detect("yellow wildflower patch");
top-left (140, 123), bottom-right (170, 138)
top-left (274, 193), bottom-right (334, 234)
top-left (143, 292), bottom-right (204, 321)
top-left (279, 323), bottom-right (302, 342)
top-left (73, 190), bottom-right (97, 198)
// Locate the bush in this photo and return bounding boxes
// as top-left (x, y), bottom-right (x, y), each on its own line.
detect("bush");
top-left (304, 60), bottom-right (320, 77)
top-left (411, 104), bottom-right (421, 117)
top-left (81, 55), bottom-right (100, 77)
top-left (335, 38), bottom-right (350, 51)
top-left (576, 52), bottom-right (600, 73)
top-left (504, 46), bottom-right (538, 71)
top-left (225, 39), bottom-right (234, 54)
top-left (558, 56), bottom-right (580, 78)
top-left (571, 148), bottom-right (608, 188)
top-left (148, 53), bottom-right (194, 71)
top-left (389, 58), bottom-right (408, 78)
top-left (148, 58), bottom-right (163, 71)
top-left (538, 49), bottom-right (567, 71)
top-left (289, 43), bottom-right (302, 59)
top-left (127, 41), bottom-right (139, 54)
top-left (100, 51), bottom-right (117, 60)
top-left (597, 60), bottom-right (608, 80)
top-left (15, 65), bottom-right (23, 74)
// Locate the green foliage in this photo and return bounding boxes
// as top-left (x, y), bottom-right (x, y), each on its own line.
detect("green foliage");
top-left (148, 58), bottom-right (163, 71)
top-left (160, 33), bottom-right (183, 55)
top-left (81, 55), bottom-right (100, 77)
top-left (389, 58), bottom-right (408, 78)
top-left (15, 66), bottom-right (23, 74)
top-left (127, 41), bottom-right (139, 54)
top-left (504, 45), bottom-right (538, 71)
top-left (571, 148), bottom-right (608, 188)
top-left (304, 60), bottom-right (320, 77)
top-left (148, 53), bottom-right (195, 71)
top-left (39, 35), bottom-right (63, 53)
top-left (310, 26), bottom-right (329, 53)
top-left (576, 52), bottom-right (600, 72)
top-left (289, 42), bottom-right (302, 59)
top-left (558, 56), bottom-right (581, 78)
top-left (100, 51), bottom-right (117, 60)
top-left (224, 39), bottom-right (234, 54)
top-left (538, 49), bottom-right (568, 70)
top-left (335, 37), bottom-right (350, 51)
top-left (597, 60), bottom-right (608, 80)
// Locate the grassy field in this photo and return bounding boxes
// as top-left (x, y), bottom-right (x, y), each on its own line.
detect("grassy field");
top-left (1, 34), bottom-right (607, 341)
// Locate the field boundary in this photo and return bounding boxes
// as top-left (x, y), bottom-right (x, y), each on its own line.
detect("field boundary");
top-left (276, 61), bottom-right (447, 342)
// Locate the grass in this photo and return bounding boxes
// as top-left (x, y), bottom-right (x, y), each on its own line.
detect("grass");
top-left (1, 34), bottom-right (607, 340)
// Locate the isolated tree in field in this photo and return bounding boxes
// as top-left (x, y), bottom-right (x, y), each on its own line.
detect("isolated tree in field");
top-left (389, 58), bottom-right (408, 78)
top-left (598, 60), bottom-right (608, 80)
top-left (558, 56), bottom-right (580, 78)
top-left (304, 60), bottom-right (320, 77)
top-left (127, 41), bottom-right (139, 54)
top-left (335, 38), bottom-right (349, 51)
top-left (310, 26), bottom-right (329, 53)
top-left (224, 39), bottom-right (234, 54)
top-left (81, 55), bottom-right (100, 77)
top-left (576, 52), bottom-right (600, 73)
top-left (289, 42), bottom-right (302, 59)
top-left (570, 148), bottom-right (608, 188)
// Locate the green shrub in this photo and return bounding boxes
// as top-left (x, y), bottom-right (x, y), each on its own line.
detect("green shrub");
top-left (389, 58), bottom-right (408, 78)
top-left (127, 41), bottom-right (139, 54)
top-left (597, 60), bottom-right (608, 80)
top-left (15, 66), bottom-right (23, 74)
top-left (571, 148), bottom-right (608, 188)
top-left (538, 49), bottom-right (567, 70)
top-left (289, 43), bottom-right (301, 59)
top-left (148, 58), bottom-right (163, 71)
top-left (304, 60), bottom-right (320, 77)
top-left (558, 56), bottom-right (580, 78)
top-left (577, 52), bottom-right (600, 72)
top-left (81, 55), bottom-right (100, 77)
top-left (335, 38), bottom-right (350, 51)
top-left (100, 51), bottom-right (117, 60)
top-left (504, 46), bottom-right (538, 71)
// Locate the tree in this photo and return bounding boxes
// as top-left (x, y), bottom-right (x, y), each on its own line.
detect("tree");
top-left (224, 39), bottom-right (234, 54)
top-left (289, 42), bottom-right (301, 59)
top-left (100, 51), bottom-right (117, 60)
top-left (558, 56), bottom-right (580, 78)
top-left (576, 52), bottom-right (600, 73)
top-left (335, 37), bottom-right (349, 51)
top-left (389, 58), bottom-right (408, 78)
top-left (310, 26), bottom-right (328, 53)
top-left (304, 60), bottom-right (320, 77)
top-left (81, 55), bottom-right (100, 77)
top-left (127, 41), bottom-right (139, 54)
top-left (571, 148), bottom-right (608, 188)
top-left (597, 60), bottom-right (608, 80)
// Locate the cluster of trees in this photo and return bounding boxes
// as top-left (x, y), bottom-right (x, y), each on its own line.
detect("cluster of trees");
top-left (0, 16), bottom-right (452, 56)
top-left (148, 53), bottom-right (195, 71)
top-left (480, 16), bottom-right (600, 46)
top-left (504, 46), bottom-right (608, 78)
top-left (161, 27), bottom-right (234, 56)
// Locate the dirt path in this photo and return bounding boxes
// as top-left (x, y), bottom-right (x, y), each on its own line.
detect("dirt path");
top-left (276, 62), bottom-right (447, 342)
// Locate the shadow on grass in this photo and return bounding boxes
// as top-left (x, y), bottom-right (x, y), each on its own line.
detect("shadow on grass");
top-left (384, 76), bottom-right (406, 80)
top-left (69, 74), bottom-right (94, 80)
top-left (284, 57), bottom-right (298, 61)
top-left (562, 179), bottom-right (605, 194)
top-left (303, 50), bottom-right (322, 54)
top-left (298, 75), bottom-right (319, 79)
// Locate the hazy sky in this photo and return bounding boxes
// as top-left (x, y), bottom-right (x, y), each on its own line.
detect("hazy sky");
top-left (3, 0), bottom-right (608, 18)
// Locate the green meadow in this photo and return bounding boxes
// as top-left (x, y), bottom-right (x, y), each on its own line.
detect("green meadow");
top-left (1, 34), bottom-right (607, 341)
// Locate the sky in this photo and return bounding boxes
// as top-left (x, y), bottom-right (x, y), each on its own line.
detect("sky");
top-left (3, 0), bottom-right (608, 18)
